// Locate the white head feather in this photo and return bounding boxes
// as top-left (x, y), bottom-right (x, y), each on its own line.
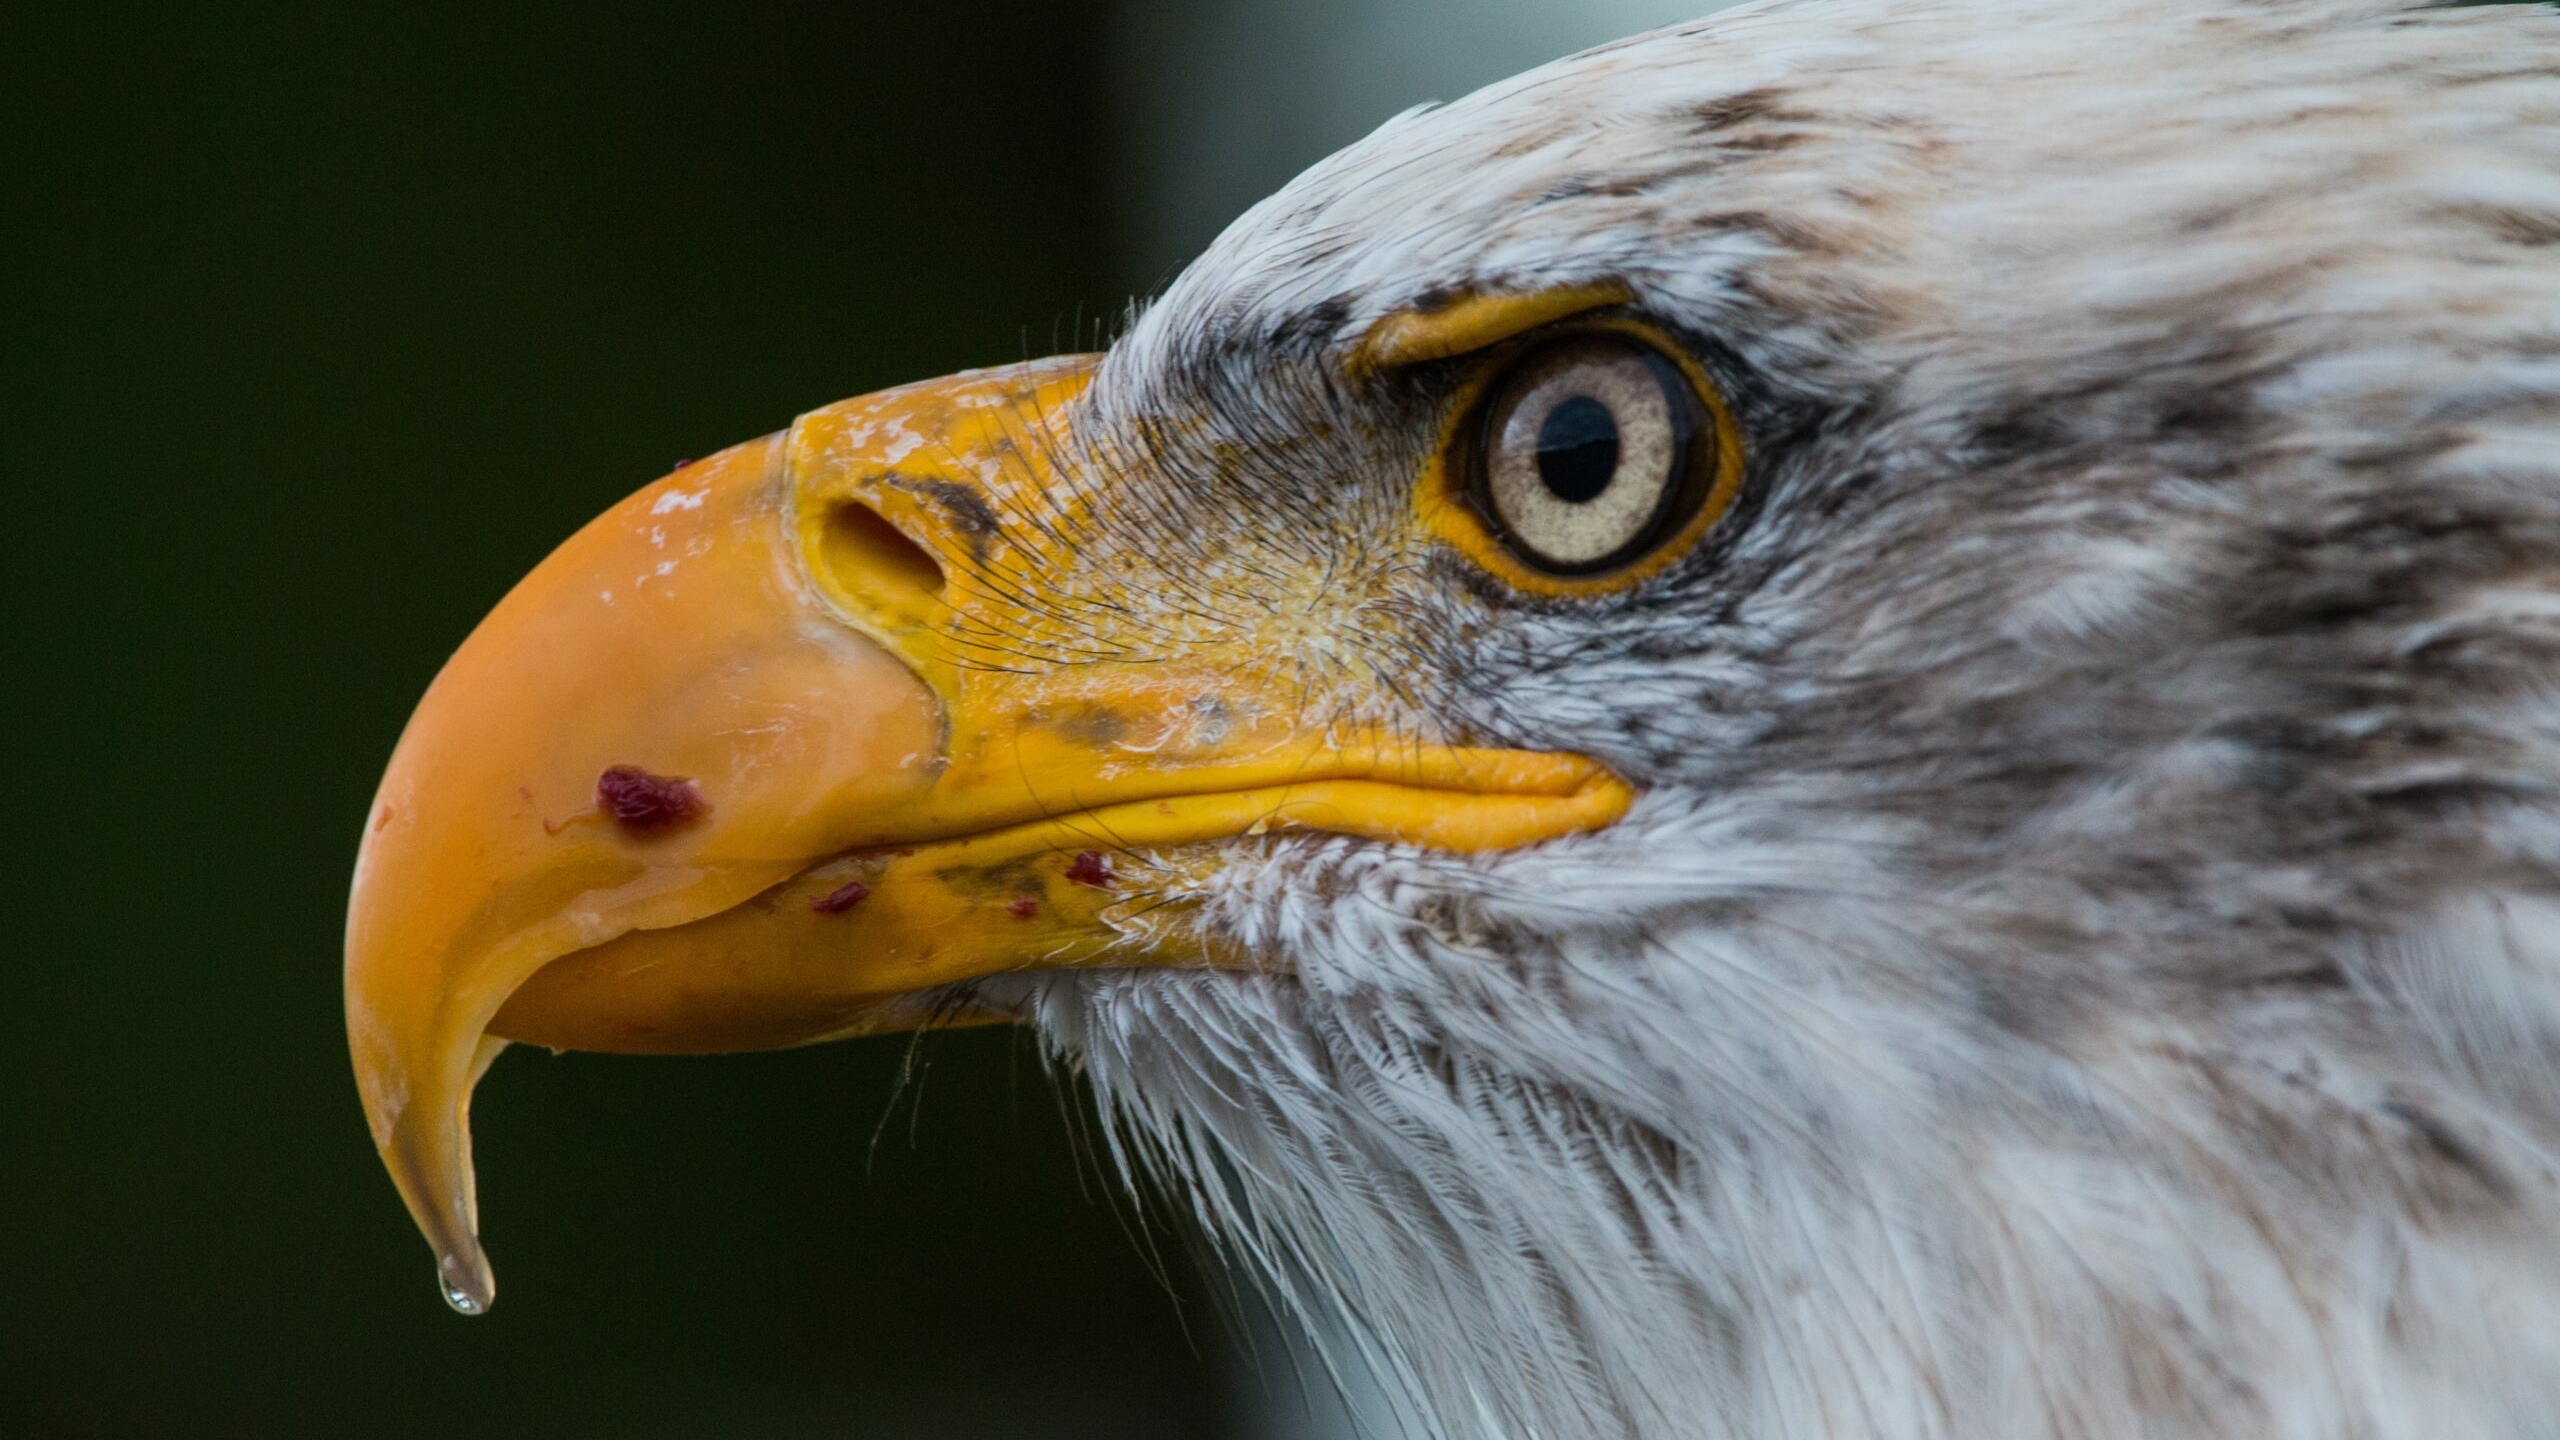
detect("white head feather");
top-left (973, 2), bottom-right (2560, 1435)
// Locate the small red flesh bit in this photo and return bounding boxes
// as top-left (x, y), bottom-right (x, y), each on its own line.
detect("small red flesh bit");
top-left (595, 764), bottom-right (709, 835)
top-left (810, 880), bottom-right (871, 916)
top-left (1006, 896), bottom-right (1038, 919)
top-left (1066, 850), bottom-right (1114, 888)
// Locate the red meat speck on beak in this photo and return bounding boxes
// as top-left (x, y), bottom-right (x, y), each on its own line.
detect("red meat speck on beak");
top-left (809, 880), bottom-right (872, 916)
top-left (1006, 896), bottom-right (1038, 919)
top-left (595, 764), bottom-right (709, 835)
top-left (1065, 851), bottom-right (1114, 887)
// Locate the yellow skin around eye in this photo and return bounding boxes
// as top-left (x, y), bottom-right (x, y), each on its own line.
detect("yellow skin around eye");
top-left (1412, 315), bottom-right (1749, 599)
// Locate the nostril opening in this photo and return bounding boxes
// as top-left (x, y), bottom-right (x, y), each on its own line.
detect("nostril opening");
top-left (822, 501), bottom-right (945, 599)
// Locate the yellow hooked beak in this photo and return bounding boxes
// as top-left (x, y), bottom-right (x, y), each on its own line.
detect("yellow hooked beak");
top-left (345, 355), bottom-right (1632, 1314)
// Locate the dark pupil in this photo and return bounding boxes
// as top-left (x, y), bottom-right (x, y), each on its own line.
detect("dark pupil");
top-left (1534, 395), bottom-right (1620, 504)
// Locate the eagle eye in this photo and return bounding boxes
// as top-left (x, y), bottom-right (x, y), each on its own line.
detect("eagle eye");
top-left (1465, 335), bottom-right (1727, 579)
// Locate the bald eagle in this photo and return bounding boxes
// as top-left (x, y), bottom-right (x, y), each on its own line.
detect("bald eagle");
top-left (344, 0), bottom-right (2560, 1435)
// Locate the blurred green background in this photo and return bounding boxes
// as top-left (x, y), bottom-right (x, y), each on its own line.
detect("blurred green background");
top-left (2, 2), bottom-right (1702, 1435)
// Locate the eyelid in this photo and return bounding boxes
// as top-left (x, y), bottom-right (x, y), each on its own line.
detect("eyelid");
top-left (1348, 281), bottom-right (1634, 375)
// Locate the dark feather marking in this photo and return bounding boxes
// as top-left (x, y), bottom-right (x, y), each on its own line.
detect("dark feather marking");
top-left (2379, 1096), bottom-right (2516, 1206)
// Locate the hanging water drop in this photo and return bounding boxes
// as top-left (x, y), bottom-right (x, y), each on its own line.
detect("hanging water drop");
top-left (439, 1247), bottom-right (494, 1316)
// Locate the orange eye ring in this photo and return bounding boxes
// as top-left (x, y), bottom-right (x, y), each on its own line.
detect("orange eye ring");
top-left (1415, 317), bottom-right (1745, 598)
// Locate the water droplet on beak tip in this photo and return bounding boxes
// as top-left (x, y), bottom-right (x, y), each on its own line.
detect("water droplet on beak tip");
top-left (439, 1248), bottom-right (494, 1316)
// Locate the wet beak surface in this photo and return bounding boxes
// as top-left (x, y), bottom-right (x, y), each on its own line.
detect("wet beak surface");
top-left (346, 357), bottom-right (1631, 1314)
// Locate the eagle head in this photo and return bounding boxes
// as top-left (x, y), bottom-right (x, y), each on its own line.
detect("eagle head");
top-left (346, 0), bottom-right (2560, 1435)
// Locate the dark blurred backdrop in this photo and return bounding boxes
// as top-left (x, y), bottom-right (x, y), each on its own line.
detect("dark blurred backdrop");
top-left (3, 5), bottom-right (1243, 1436)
